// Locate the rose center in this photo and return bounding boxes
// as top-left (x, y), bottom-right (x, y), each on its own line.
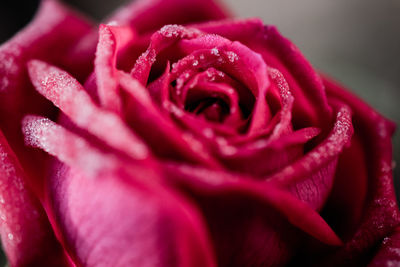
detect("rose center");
top-left (186, 97), bottom-right (230, 122)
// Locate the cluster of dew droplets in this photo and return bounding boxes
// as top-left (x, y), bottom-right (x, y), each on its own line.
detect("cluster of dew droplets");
top-left (159, 24), bottom-right (202, 39)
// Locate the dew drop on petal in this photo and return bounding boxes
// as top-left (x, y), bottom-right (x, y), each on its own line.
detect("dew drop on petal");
top-left (211, 48), bottom-right (220, 56)
top-left (226, 51), bottom-right (239, 63)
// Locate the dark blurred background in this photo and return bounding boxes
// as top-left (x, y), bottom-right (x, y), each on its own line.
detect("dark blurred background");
top-left (0, 0), bottom-right (399, 265)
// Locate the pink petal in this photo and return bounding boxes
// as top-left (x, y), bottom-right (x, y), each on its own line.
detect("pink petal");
top-left (0, 130), bottom-right (69, 266)
top-left (195, 18), bottom-right (332, 129)
top-left (48, 162), bottom-right (216, 267)
top-left (0, 0), bottom-right (94, 197)
top-left (316, 77), bottom-right (400, 265)
top-left (119, 71), bottom-right (221, 168)
top-left (94, 24), bottom-right (135, 112)
top-left (131, 24), bottom-right (202, 84)
top-left (27, 60), bottom-right (150, 161)
top-left (178, 34), bottom-right (271, 133)
top-left (268, 106), bottom-right (353, 210)
top-left (218, 127), bottom-right (320, 176)
top-left (369, 227), bottom-right (400, 266)
top-left (108, 0), bottom-right (231, 34)
top-left (22, 115), bottom-right (216, 267)
top-left (164, 163), bottom-right (342, 266)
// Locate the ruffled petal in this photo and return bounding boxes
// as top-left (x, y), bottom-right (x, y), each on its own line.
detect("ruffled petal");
top-left (119, 71), bottom-right (220, 168)
top-left (195, 18), bottom-right (332, 129)
top-left (27, 60), bottom-right (150, 162)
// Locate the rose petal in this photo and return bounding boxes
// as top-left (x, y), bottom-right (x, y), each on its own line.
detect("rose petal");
top-left (0, 0), bottom-right (94, 197)
top-left (94, 24), bottom-right (136, 112)
top-left (369, 227), bottom-right (400, 266)
top-left (195, 18), bottom-right (333, 129)
top-left (108, 0), bottom-right (231, 34)
top-left (178, 34), bottom-right (271, 133)
top-left (315, 77), bottom-right (400, 265)
top-left (268, 106), bottom-right (353, 210)
top-left (218, 127), bottom-right (320, 176)
top-left (22, 114), bottom-right (216, 266)
top-left (119, 71), bottom-right (221, 168)
top-left (164, 163), bottom-right (342, 265)
top-left (27, 60), bottom-right (150, 161)
top-left (131, 25), bottom-right (202, 84)
top-left (49, 161), bottom-right (216, 267)
top-left (0, 130), bottom-right (69, 266)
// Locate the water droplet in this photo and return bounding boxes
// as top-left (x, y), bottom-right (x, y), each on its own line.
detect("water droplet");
top-left (226, 51), bottom-right (239, 63)
top-left (211, 48), bottom-right (220, 56)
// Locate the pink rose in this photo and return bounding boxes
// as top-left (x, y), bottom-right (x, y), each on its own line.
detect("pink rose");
top-left (0, 0), bottom-right (398, 266)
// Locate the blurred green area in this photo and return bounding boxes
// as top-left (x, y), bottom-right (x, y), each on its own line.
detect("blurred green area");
top-left (0, 0), bottom-right (399, 265)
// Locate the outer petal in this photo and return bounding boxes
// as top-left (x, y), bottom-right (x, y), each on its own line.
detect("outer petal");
top-left (369, 227), bottom-right (400, 266)
top-left (164, 163), bottom-right (342, 266)
top-left (23, 116), bottom-right (216, 267)
top-left (27, 59), bottom-right (150, 162)
top-left (107, 0), bottom-right (231, 34)
top-left (0, 0), bottom-right (94, 196)
top-left (317, 77), bottom-right (400, 266)
top-left (0, 130), bottom-right (68, 266)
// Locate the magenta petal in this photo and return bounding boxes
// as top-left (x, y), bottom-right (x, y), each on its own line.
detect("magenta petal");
top-left (94, 24), bottom-right (135, 112)
top-left (48, 162), bottom-right (216, 267)
top-left (218, 127), bottom-right (319, 176)
top-left (131, 25), bottom-right (202, 84)
top-left (108, 0), bottom-right (231, 34)
top-left (165, 164), bottom-right (342, 245)
top-left (0, 0), bottom-right (94, 197)
top-left (22, 116), bottom-right (216, 266)
top-left (369, 227), bottom-right (400, 266)
top-left (318, 77), bottom-right (400, 265)
top-left (195, 18), bottom-right (332, 128)
top-left (119, 71), bottom-right (221, 168)
top-left (268, 106), bottom-right (353, 210)
top-left (164, 163), bottom-right (342, 265)
top-left (0, 130), bottom-right (69, 266)
top-left (27, 60), bottom-right (150, 161)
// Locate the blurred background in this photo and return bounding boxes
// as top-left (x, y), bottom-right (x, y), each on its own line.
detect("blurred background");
top-left (0, 0), bottom-right (399, 264)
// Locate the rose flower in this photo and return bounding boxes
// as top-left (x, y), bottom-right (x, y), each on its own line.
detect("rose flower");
top-left (0, 0), bottom-right (398, 266)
